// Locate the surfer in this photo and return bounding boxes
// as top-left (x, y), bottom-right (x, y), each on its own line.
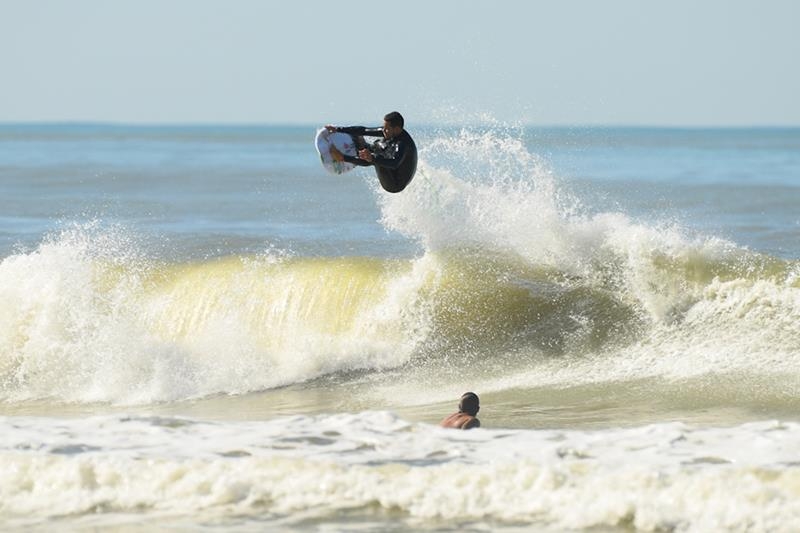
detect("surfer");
top-left (325, 111), bottom-right (417, 193)
top-left (439, 392), bottom-right (481, 429)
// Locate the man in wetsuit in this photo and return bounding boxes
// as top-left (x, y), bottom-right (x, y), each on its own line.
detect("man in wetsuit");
top-left (325, 111), bottom-right (417, 193)
top-left (440, 392), bottom-right (481, 430)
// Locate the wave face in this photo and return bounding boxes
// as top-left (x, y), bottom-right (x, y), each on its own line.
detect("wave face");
top-left (0, 226), bottom-right (431, 403)
top-left (1, 129), bottom-right (800, 405)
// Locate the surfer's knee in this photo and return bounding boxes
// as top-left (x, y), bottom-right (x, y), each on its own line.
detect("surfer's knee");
top-left (381, 184), bottom-right (407, 193)
top-left (378, 175), bottom-right (412, 193)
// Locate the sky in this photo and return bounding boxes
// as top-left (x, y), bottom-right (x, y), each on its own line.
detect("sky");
top-left (1, 0), bottom-right (798, 126)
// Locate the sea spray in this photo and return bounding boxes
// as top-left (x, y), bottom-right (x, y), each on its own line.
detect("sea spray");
top-left (0, 226), bottom-right (432, 404)
top-left (374, 127), bottom-right (800, 401)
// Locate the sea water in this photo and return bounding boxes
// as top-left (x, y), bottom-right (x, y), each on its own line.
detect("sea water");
top-left (1, 123), bottom-right (800, 531)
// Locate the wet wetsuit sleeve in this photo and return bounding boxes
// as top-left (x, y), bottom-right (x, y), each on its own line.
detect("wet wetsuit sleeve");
top-left (335, 126), bottom-right (382, 166)
top-left (342, 155), bottom-right (372, 166)
top-left (335, 126), bottom-right (383, 137)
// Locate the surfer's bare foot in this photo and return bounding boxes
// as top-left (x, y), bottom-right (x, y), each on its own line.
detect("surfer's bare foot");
top-left (330, 146), bottom-right (344, 162)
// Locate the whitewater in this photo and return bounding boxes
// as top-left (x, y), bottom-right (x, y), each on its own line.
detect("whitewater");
top-left (1, 124), bottom-right (800, 531)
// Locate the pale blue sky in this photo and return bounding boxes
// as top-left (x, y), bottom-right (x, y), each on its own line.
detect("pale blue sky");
top-left (2, 0), bottom-right (798, 126)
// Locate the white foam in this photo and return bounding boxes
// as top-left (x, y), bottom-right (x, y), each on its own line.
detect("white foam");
top-left (2, 414), bottom-right (800, 531)
top-left (0, 226), bottom-right (433, 404)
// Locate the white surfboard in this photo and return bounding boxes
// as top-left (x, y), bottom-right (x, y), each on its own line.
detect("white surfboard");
top-left (315, 128), bottom-right (358, 175)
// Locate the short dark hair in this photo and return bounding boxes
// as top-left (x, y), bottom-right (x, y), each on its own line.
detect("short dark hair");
top-left (459, 392), bottom-right (480, 416)
top-left (384, 111), bottom-right (404, 129)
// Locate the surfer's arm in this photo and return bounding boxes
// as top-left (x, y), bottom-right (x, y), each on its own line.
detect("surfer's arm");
top-left (334, 126), bottom-right (384, 137)
top-left (341, 155), bottom-right (373, 166)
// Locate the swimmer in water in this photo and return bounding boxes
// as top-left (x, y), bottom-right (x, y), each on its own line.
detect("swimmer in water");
top-left (439, 392), bottom-right (481, 429)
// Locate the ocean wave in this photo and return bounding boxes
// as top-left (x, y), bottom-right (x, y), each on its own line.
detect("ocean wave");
top-left (1, 128), bottom-right (799, 404)
top-left (0, 223), bottom-right (798, 405)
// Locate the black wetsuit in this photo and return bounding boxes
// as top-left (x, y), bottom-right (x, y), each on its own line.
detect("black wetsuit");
top-left (335, 126), bottom-right (418, 193)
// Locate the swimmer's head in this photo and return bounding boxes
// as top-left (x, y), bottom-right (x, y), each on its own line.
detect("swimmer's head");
top-left (459, 392), bottom-right (480, 416)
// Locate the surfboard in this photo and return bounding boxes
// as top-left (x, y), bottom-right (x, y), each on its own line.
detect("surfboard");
top-left (315, 128), bottom-right (358, 175)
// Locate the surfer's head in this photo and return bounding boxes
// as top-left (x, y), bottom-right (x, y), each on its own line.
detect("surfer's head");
top-left (382, 111), bottom-right (404, 139)
top-left (458, 392), bottom-right (480, 416)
